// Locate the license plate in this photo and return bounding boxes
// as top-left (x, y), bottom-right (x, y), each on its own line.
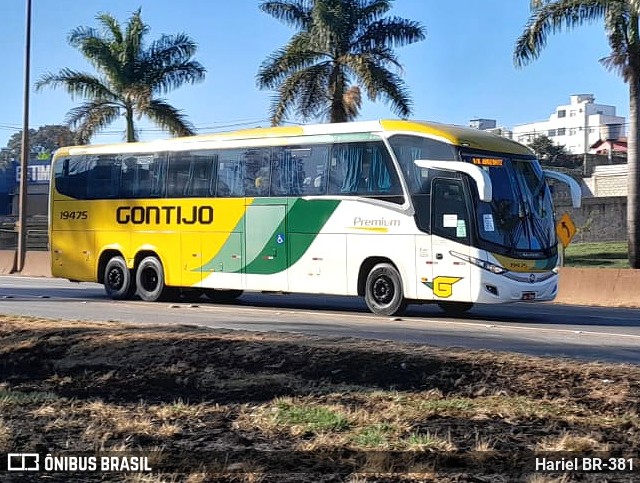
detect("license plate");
top-left (521, 292), bottom-right (536, 301)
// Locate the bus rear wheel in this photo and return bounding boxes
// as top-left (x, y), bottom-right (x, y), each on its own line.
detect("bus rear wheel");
top-left (135, 256), bottom-right (174, 302)
top-left (364, 263), bottom-right (407, 316)
top-left (104, 256), bottom-right (135, 300)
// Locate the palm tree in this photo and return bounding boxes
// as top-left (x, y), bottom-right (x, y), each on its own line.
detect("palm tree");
top-left (257, 0), bottom-right (426, 125)
top-left (35, 8), bottom-right (205, 144)
top-left (514, 0), bottom-right (640, 268)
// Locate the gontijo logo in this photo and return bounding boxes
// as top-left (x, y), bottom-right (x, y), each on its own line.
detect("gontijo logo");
top-left (421, 276), bottom-right (463, 298)
top-left (116, 205), bottom-right (214, 225)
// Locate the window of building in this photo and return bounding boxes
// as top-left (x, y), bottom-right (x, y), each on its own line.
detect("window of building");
top-left (570, 110), bottom-right (576, 117)
top-left (548, 129), bottom-right (556, 137)
top-left (557, 110), bottom-right (566, 118)
top-left (557, 128), bottom-right (566, 136)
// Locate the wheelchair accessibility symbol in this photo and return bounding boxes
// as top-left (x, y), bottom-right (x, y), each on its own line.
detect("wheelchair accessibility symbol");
top-left (276, 234), bottom-right (285, 244)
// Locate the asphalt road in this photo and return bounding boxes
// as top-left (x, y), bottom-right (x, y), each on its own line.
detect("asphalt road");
top-left (1, 275), bottom-right (639, 364)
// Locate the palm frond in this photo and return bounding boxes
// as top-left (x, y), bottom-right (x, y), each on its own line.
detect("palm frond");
top-left (142, 98), bottom-right (196, 137)
top-left (269, 65), bottom-right (329, 124)
top-left (95, 12), bottom-right (124, 45)
top-left (356, 18), bottom-right (426, 50)
top-left (140, 34), bottom-right (206, 94)
top-left (65, 100), bottom-right (121, 144)
top-left (68, 26), bottom-right (123, 81)
top-left (257, 34), bottom-right (325, 89)
top-left (260, 0), bottom-right (312, 29)
top-left (342, 85), bottom-right (362, 121)
top-left (124, 8), bottom-right (148, 66)
top-left (343, 54), bottom-right (411, 117)
top-left (35, 69), bottom-right (119, 102)
top-left (360, 0), bottom-right (393, 24)
top-left (514, 0), bottom-right (609, 67)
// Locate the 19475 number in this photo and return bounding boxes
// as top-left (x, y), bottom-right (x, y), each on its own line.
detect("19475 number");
top-left (59, 210), bottom-right (88, 220)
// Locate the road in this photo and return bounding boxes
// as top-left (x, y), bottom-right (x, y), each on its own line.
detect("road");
top-left (1, 275), bottom-right (639, 364)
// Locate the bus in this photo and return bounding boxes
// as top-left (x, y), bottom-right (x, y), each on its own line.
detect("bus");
top-left (49, 119), bottom-right (581, 316)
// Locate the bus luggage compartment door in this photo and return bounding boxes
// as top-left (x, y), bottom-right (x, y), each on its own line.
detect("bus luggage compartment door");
top-left (244, 204), bottom-right (288, 291)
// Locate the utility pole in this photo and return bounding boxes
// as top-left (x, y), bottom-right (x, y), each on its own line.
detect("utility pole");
top-left (16, 0), bottom-right (32, 272)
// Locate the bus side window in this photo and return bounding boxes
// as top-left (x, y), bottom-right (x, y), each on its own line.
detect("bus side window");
top-left (270, 145), bottom-right (328, 196)
top-left (244, 148), bottom-right (271, 197)
top-left (64, 156), bottom-right (89, 199)
top-left (327, 143), bottom-right (363, 195)
top-left (327, 142), bottom-right (401, 201)
top-left (217, 149), bottom-right (245, 197)
top-left (87, 155), bottom-right (120, 199)
top-left (167, 152), bottom-right (191, 198)
top-left (183, 153), bottom-right (215, 197)
top-left (297, 145), bottom-right (328, 195)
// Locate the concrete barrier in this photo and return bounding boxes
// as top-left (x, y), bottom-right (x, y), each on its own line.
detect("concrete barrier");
top-left (20, 251), bottom-right (52, 278)
top-left (556, 267), bottom-right (640, 308)
top-left (0, 250), bottom-right (16, 275)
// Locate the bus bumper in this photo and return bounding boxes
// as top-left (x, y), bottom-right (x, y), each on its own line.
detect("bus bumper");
top-left (475, 272), bottom-right (558, 304)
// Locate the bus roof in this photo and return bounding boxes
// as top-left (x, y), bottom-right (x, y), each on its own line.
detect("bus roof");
top-left (55, 119), bottom-right (533, 157)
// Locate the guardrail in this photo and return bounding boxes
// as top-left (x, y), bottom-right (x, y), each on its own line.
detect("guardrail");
top-left (0, 216), bottom-right (48, 251)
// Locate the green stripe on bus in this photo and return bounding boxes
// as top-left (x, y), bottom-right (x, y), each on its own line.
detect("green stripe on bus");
top-left (198, 198), bottom-right (340, 275)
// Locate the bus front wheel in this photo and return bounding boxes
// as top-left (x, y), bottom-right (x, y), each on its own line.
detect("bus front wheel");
top-left (135, 256), bottom-right (172, 302)
top-left (104, 256), bottom-right (135, 300)
top-left (364, 263), bottom-right (407, 316)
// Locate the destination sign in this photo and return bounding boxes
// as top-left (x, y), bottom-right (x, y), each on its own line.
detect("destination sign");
top-left (471, 157), bottom-right (503, 167)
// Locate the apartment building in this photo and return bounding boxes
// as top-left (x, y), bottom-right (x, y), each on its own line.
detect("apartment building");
top-left (511, 94), bottom-right (625, 154)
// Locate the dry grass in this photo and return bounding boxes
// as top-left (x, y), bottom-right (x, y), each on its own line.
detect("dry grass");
top-left (0, 315), bottom-right (638, 482)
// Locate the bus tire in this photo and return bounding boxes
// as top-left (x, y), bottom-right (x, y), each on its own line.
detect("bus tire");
top-left (364, 263), bottom-right (407, 316)
top-left (203, 289), bottom-right (243, 303)
top-left (437, 301), bottom-right (474, 316)
top-left (104, 256), bottom-right (135, 300)
top-left (135, 256), bottom-right (171, 302)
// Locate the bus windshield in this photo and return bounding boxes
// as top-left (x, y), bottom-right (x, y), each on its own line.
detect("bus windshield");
top-left (389, 135), bottom-right (556, 255)
top-left (462, 154), bottom-right (556, 254)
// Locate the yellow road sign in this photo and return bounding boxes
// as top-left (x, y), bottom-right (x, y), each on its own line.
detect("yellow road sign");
top-left (556, 213), bottom-right (576, 248)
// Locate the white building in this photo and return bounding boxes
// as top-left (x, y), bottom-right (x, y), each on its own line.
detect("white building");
top-left (511, 94), bottom-right (625, 154)
top-left (469, 118), bottom-right (513, 139)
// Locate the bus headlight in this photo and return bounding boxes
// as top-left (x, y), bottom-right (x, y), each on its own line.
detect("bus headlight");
top-left (450, 251), bottom-right (508, 275)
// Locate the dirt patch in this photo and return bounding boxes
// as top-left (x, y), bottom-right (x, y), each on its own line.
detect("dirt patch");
top-left (0, 316), bottom-right (638, 482)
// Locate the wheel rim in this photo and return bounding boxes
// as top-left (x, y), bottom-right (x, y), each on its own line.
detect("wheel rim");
top-left (107, 267), bottom-right (124, 291)
top-left (140, 266), bottom-right (159, 293)
top-left (372, 275), bottom-right (394, 306)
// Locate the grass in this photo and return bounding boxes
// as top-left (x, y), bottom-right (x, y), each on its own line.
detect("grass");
top-left (563, 241), bottom-right (629, 268)
top-left (0, 316), bottom-right (638, 482)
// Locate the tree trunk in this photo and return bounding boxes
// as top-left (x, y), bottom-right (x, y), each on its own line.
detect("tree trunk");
top-left (628, 74), bottom-right (640, 268)
top-left (125, 105), bottom-right (136, 143)
top-left (329, 66), bottom-right (346, 123)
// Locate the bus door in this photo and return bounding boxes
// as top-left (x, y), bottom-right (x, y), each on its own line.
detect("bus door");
top-left (429, 177), bottom-right (472, 302)
top-left (244, 204), bottom-right (288, 291)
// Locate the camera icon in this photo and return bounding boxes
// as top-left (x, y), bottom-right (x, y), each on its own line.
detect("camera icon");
top-left (7, 453), bottom-right (40, 471)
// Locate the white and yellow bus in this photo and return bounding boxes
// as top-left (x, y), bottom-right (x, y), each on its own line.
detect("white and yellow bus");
top-left (49, 120), bottom-right (581, 315)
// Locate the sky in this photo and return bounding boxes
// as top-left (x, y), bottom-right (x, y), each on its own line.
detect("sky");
top-left (0, 0), bottom-right (628, 149)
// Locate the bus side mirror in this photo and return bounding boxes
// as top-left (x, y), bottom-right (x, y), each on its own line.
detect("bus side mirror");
top-left (543, 170), bottom-right (582, 208)
top-left (414, 160), bottom-right (493, 203)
